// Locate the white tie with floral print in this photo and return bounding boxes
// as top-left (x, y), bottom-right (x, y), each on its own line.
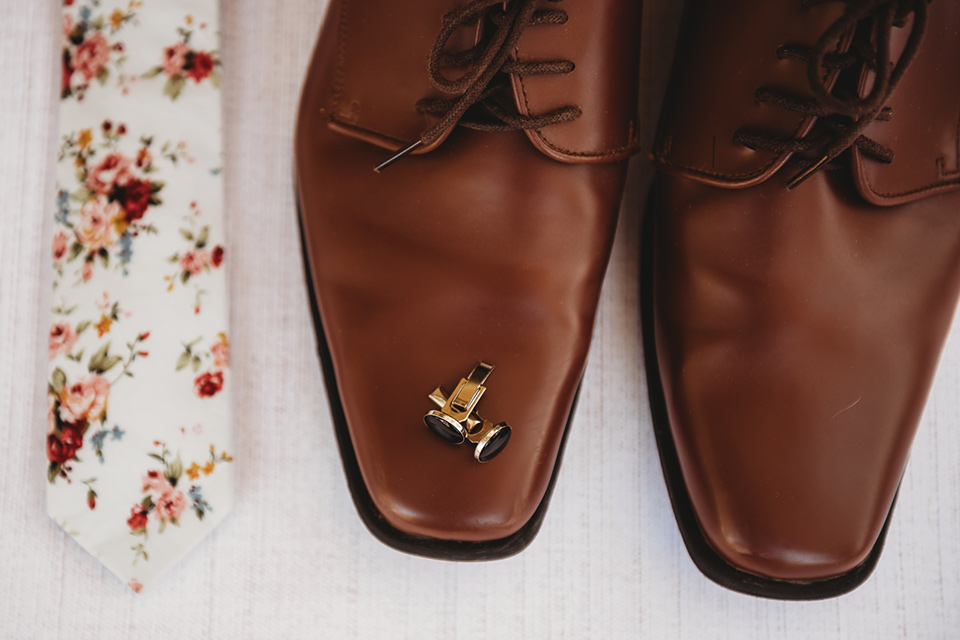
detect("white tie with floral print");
top-left (48, 0), bottom-right (233, 593)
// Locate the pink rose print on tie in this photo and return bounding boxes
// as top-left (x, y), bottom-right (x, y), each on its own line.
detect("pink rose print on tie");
top-left (165, 203), bottom-right (225, 312)
top-left (61, 1), bottom-right (140, 101)
top-left (129, 441), bottom-right (232, 563)
top-left (142, 16), bottom-right (221, 100)
top-left (55, 124), bottom-right (191, 281)
top-left (142, 469), bottom-right (173, 494)
top-left (180, 249), bottom-right (209, 276)
top-left (155, 489), bottom-right (187, 522)
top-left (47, 332), bottom-right (149, 483)
top-left (86, 151), bottom-right (135, 196)
top-left (58, 374), bottom-right (110, 424)
top-left (75, 199), bottom-right (122, 256)
top-left (161, 42), bottom-right (188, 77)
top-left (49, 322), bottom-right (79, 361)
top-left (49, 292), bottom-right (131, 345)
top-left (73, 32), bottom-right (110, 82)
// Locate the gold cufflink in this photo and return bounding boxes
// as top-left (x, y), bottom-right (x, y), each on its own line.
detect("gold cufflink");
top-left (424, 362), bottom-right (512, 462)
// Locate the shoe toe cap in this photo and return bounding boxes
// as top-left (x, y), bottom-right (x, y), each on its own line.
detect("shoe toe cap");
top-left (669, 392), bottom-right (905, 583)
top-left (695, 497), bottom-right (884, 582)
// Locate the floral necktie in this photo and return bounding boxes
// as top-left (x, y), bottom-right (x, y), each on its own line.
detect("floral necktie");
top-left (47, 0), bottom-right (233, 593)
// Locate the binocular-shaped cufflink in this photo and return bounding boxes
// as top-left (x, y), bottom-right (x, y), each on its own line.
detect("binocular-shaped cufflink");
top-left (423, 362), bottom-right (512, 463)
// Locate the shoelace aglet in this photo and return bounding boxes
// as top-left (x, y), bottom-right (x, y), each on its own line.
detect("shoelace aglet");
top-left (374, 140), bottom-right (423, 173)
top-left (786, 153), bottom-right (830, 190)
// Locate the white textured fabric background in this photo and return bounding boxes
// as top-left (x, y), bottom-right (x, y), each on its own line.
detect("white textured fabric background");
top-left (1, 1), bottom-right (957, 638)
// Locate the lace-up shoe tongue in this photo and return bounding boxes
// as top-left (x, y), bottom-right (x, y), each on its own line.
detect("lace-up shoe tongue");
top-left (324, 0), bottom-right (641, 165)
top-left (654, 0), bottom-right (948, 196)
top-left (651, 1), bottom-right (851, 187)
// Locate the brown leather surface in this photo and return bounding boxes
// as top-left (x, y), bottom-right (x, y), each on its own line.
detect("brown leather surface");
top-left (852, 4), bottom-right (960, 205)
top-left (327, 0), bottom-right (641, 162)
top-left (652, 0), bottom-right (850, 187)
top-left (512, 0), bottom-right (642, 162)
top-left (327, 0), bottom-right (464, 154)
top-left (296, 0), bottom-right (637, 542)
top-left (651, 0), bottom-right (960, 580)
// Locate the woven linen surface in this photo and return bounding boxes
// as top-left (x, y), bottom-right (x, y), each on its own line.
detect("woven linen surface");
top-left (1, 1), bottom-right (957, 638)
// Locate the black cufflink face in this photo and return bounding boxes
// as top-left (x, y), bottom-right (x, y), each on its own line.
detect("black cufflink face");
top-left (423, 362), bottom-right (512, 462)
top-left (472, 421), bottom-right (511, 463)
top-left (424, 409), bottom-right (467, 444)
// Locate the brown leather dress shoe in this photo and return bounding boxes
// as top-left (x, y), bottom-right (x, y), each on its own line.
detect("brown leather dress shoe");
top-left (644, 0), bottom-right (960, 598)
top-left (296, 0), bottom-right (641, 558)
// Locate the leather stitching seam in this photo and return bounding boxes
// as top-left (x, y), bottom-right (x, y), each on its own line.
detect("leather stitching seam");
top-left (514, 46), bottom-right (639, 159)
top-left (860, 111), bottom-right (960, 199)
top-left (940, 110), bottom-right (960, 178)
top-left (653, 15), bottom-right (848, 182)
top-left (329, 115), bottom-right (408, 147)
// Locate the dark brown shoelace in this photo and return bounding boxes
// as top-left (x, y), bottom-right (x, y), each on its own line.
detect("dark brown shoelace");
top-left (732, 0), bottom-right (929, 189)
top-left (375, 0), bottom-right (581, 171)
